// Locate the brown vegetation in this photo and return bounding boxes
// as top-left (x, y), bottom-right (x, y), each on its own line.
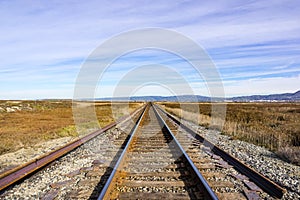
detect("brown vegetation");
top-left (0, 100), bottom-right (143, 155)
top-left (159, 102), bottom-right (300, 165)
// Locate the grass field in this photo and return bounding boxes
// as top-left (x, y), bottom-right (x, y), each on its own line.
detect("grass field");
top-left (0, 100), bottom-right (143, 155)
top-left (158, 102), bottom-right (300, 165)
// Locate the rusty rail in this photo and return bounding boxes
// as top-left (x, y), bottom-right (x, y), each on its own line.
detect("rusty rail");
top-left (155, 104), bottom-right (286, 198)
top-left (98, 103), bottom-right (218, 199)
top-left (0, 104), bottom-right (146, 192)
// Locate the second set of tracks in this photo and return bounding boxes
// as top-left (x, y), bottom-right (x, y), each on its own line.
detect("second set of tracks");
top-left (0, 103), bottom-right (287, 199)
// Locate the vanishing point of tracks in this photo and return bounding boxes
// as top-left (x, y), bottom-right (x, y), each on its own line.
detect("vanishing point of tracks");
top-left (0, 103), bottom-right (286, 199)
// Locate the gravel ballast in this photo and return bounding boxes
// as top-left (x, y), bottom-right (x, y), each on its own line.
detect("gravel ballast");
top-left (181, 118), bottom-right (300, 200)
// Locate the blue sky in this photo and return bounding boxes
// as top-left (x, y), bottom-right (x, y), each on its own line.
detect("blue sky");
top-left (0, 0), bottom-right (299, 99)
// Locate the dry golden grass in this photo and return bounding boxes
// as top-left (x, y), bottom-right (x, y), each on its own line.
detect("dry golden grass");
top-left (159, 102), bottom-right (300, 165)
top-left (0, 100), bottom-right (143, 155)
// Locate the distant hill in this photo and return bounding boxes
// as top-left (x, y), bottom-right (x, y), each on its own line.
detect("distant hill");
top-left (230, 90), bottom-right (300, 102)
top-left (97, 95), bottom-right (212, 102)
top-left (95, 90), bottom-right (300, 102)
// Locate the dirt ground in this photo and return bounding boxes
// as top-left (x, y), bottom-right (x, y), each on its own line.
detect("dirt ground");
top-left (0, 100), bottom-right (144, 173)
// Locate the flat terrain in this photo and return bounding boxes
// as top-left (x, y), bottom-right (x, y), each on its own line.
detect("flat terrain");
top-left (158, 102), bottom-right (300, 165)
top-left (0, 100), bottom-right (143, 155)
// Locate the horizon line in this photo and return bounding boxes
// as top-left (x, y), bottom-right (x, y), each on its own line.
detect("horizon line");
top-left (1, 89), bottom-right (299, 101)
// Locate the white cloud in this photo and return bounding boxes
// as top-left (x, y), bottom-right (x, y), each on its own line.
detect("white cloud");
top-left (223, 75), bottom-right (300, 97)
top-left (0, 0), bottom-right (299, 99)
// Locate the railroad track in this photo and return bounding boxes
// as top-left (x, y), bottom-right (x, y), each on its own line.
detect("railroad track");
top-left (0, 104), bottom-right (146, 199)
top-left (98, 103), bottom-right (286, 199)
top-left (154, 104), bottom-right (287, 199)
top-left (99, 103), bottom-right (217, 199)
top-left (0, 102), bottom-right (287, 199)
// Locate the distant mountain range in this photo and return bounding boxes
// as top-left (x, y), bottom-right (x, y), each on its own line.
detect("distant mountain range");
top-left (230, 90), bottom-right (300, 102)
top-left (96, 90), bottom-right (300, 102)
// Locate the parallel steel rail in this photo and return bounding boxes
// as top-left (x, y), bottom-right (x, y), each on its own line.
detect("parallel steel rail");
top-left (155, 104), bottom-right (286, 199)
top-left (0, 104), bottom-right (146, 192)
top-left (99, 103), bottom-right (218, 200)
top-left (152, 103), bottom-right (218, 200)
top-left (97, 103), bottom-right (148, 200)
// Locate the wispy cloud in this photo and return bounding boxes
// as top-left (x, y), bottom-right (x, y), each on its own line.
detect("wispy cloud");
top-left (0, 0), bottom-right (299, 99)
